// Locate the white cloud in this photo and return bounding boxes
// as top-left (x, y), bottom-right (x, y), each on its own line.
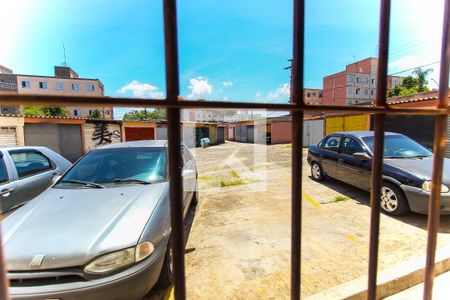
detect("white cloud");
top-left (223, 80), bottom-right (233, 87)
top-left (255, 92), bottom-right (262, 100)
top-left (188, 77), bottom-right (213, 99)
top-left (117, 80), bottom-right (164, 98)
top-left (267, 83), bottom-right (290, 100)
top-left (224, 96), bottom-right (229, 101)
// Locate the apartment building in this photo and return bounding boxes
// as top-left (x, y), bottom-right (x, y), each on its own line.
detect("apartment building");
top-left (0, 65), bottom-right (113, 119)
top-left (304, 88), bottom-right (323, 105)
top-left (322, 57), bottom-right (403, 105)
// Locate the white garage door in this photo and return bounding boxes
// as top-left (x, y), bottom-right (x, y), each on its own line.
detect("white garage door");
top-left (446, 118), bottom-right (450, 158)
top-left (0, 127), bottom-right (17, 146)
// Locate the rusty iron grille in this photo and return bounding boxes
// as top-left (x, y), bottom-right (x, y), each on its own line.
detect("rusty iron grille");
top-left (0, 0), bottom-right (449, 299)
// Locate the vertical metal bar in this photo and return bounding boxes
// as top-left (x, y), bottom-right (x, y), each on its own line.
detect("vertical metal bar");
top-left (291, 0), bottom-right (305, 299)
top-left (163, 0), bottom-right (186, 299)
top-left (368, 0), bottom-right (391, 299)
top-left (0, 231), bottom-right (10, 300)
top-left (423, 0), bottom-right (450, 298)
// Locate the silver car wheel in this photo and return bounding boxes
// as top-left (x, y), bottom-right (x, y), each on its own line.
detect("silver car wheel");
top-left (381, 187), bottom-right (398, 212)
top-left (312, 164), bottom-right (321, 179)
top-left (169, 246), bottom-right (174, 275)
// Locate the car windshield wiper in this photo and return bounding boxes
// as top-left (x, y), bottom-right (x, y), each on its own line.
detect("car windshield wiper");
top-left (113, 178), bottom-right (151, 185)
top-left (60, 180), bottom-right (105, 189)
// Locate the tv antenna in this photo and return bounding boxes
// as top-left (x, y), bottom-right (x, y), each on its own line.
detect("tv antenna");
top-left (62, 43), bottom-right (68, 66)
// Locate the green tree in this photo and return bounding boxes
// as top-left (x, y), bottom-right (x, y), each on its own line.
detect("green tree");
top-left (22, 106), bottom-right (68, 117)
top-left (88, 109), bottom-right (102, 119)
top-left (387, 67), bottom-right (432, 97)
top-left (412, 67), bottom-right (433, 92)
top-left (122, 108), bottom-right (166, 121)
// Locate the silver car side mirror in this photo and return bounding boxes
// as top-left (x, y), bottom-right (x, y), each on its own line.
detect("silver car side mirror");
top-left (52, 174), bottom-right (62, 184)
top-left (352, 152), bottom-right (371, 161)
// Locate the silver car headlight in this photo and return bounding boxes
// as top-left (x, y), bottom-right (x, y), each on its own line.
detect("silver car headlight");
top-left (422, 181), bottom-right (450, 193)
top-left (84, 242), bottom-right (154, 275)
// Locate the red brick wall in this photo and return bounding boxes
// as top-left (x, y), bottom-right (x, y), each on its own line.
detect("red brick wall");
top-left (346, 58), bottom-right (374, 73)
top-left (271, 121), bottom-right (292, 144)
top-left (323, 71), bottom-right (347, 105)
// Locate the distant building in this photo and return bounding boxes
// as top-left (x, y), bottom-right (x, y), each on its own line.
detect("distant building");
top-left (303, 88), bottom-right (323, 105)
top-left (0, 65), bottom-right (113, 119)
top-left (322, 57), bottom-right (403, 105)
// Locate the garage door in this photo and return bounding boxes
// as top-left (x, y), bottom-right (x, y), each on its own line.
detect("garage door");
top-left (25, 123), bottom-right (83, 162)
top-left (217, 127), bottom-right (225, 144)
top-left (125, 127), bottom-right (155, 141)
top-left (247, 125), bottom-right (255, 143)
top-left (0, 127), bottom-right (17, 146)
top-left (446, 118), bottom-right (450, 158)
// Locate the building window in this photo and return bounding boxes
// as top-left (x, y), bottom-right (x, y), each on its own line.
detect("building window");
top-left (307, 93), bottom-right (311, 97)
top-left (39, 82), bottom-right (48, 89)
top-left (106, 110), bottom-right (111, 115)
top-left (347, 75), bottom-right (353, 83)
top-left (345, 99), bottom-right (353, 105)
top-left (371, 90), bottom-right (374, 96)
top-left (21, 81), bottom-right (31, 88)
top-left (356, 88), bottom-right (360, 95)
top-left (364, 77), bottom-right (369, 84)
top-left (319, 93), bottom-right (322, 97)
top-left (348, 87), bottom-right (352, 95)
top-left (356, 77), bottom-right (361, 83)
top-left (72, 83), bottom-right (80, 91)
top-left (371, 78), bottom-right (376, 84)
top-left (56, 82), bottom-right (64, 90)
top-left (312, 92), bottom-right (316, 96)
top-left (74, 109), bottom-right (81, 117)
top-left (87, 84), bottom-right (95, 92)
top-left (365, 89), bottom-right (368, 95)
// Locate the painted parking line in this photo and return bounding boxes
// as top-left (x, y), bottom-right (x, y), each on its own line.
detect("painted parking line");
top-left (163, 287), bottom-right (174, 300)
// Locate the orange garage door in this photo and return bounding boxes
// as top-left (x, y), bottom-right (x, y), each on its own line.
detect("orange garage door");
top-left (125, 127), bottom-right (155, 141)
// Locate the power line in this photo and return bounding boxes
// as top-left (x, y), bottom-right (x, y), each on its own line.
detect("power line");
top-left (388, 61), bottom-right (440, 75)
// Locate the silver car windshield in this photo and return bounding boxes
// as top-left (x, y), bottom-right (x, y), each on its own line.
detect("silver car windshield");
top-left (362, 135), bottom-right (432, 158)
top-left (56, 147), bottom-right (167, 188)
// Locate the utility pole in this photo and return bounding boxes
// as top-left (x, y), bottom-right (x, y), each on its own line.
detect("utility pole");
top-left (284, 58), bottom-right (293, 104)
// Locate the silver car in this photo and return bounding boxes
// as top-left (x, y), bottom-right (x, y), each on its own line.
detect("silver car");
top-left (0, 146), bottom-right (72, 213)
top-left (2, 140), bottom-right (198, 300)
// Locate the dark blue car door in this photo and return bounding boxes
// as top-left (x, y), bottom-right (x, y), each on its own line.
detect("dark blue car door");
top-left (320, 135), bottom-right (342, 177)
top-left (336, 137), bottom-right (371, 190)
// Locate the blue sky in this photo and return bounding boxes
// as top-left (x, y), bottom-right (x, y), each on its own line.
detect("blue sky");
top-left (0, 0), bottom-right (445, 118)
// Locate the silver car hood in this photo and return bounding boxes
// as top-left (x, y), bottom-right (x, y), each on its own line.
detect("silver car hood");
top-left (385, 157), bottom-right (450, 185)
top-left (2, 182), bottom-right (168, 271)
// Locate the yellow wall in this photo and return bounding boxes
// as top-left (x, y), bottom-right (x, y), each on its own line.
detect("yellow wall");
top-left (325, 114), bottom-right (368, 135)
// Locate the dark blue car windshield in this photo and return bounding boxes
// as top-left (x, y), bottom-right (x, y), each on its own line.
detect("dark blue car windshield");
top-left (362, 135), bottom-right (432, 158)
top-left (58, 147), bottom-right (167, 186)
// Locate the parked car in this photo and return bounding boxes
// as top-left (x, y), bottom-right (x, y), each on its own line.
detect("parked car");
top-left (307, 131), bottom-right (450, 216)
top-left (0, 146), bottom-right (71, 213)
top-left (2, 140), bottom-right (198, 300)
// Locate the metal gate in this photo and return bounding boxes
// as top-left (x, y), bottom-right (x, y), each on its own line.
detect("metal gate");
top-left (24, 123), bottom-right (83, 162)
top-left (236, 125), bottom-right (247, 142)
top-left (0, 0), bottom-right (449, 299)
top-left (0, 127), bottom-right (17, 146)
top-left (303, 119), bottom-right (324, 147)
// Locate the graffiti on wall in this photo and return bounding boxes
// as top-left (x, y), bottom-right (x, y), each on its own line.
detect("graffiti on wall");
top-left (92, 123), bottom-right (121, 145)
top-left (84, 123), bottom-right (121, 152)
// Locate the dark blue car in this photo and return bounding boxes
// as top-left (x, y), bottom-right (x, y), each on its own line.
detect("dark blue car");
top-left (307, 131), bottom-right (450, 216)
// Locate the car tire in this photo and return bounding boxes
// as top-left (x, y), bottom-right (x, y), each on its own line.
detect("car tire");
top-left (311, 162), bottom-right (325, 181)
top-left (380, 182), bottom-right (410, 216)
top-left (156, 239), bottom-right (174, 287)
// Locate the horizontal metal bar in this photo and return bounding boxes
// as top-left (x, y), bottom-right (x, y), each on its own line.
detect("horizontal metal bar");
top-left (0, 94), bottom-right (447, 115)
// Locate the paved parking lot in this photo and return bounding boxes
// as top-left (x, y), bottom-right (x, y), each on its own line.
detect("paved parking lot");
top-left (178, 141), bottom-right (450, 299)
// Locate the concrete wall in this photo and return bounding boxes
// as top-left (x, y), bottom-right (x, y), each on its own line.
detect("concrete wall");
top-left (156, 126), bottom-right (168, 140)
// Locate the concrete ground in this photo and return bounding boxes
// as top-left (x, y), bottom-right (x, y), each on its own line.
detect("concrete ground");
top-left (179, 142), bottom-right (450, 299)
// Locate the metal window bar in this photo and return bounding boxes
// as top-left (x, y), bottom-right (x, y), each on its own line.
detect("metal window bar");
top-left (0, 0), bottom-right (447, 299)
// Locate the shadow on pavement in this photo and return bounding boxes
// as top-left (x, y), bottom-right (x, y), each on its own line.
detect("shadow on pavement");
top-left (310, 175), bottom-right (450, 234)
